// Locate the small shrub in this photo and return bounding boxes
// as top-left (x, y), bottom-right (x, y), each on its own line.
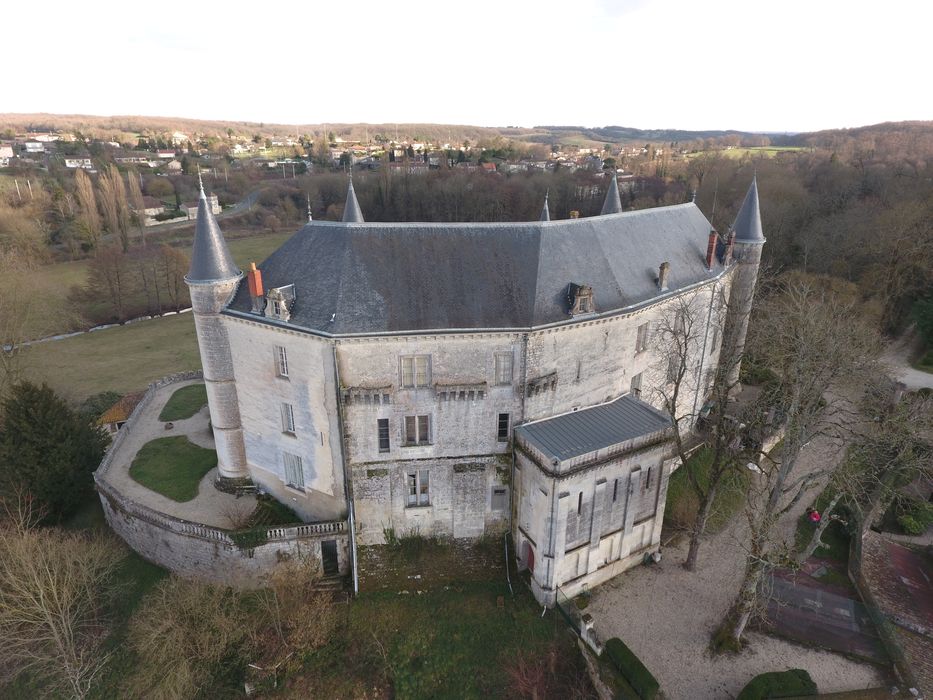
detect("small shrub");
top-left (897, 514), bottom-right (924, 536)
top-left (736, 668), bottom-right (817, 699)
top-left (602, 637), bottom-right (659, 700)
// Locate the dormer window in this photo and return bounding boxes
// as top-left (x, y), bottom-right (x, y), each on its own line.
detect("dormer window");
top-left (264, 284), bottom-right (296, 322)
top-left (567, 283), bottom-right (595, 317)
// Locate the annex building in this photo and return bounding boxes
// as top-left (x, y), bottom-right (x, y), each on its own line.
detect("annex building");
top-left (184, 174), bottom-right (764, 604)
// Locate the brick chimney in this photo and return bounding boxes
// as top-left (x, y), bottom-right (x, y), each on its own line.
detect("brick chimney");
top-left (706, 229), bottom-right (718, 269)
top-left (247, 262), bottom-right (264, 313)
top-left (724, 230), bottom-right (737, 266)
top-left (658, 261), bottom-right (670, 291)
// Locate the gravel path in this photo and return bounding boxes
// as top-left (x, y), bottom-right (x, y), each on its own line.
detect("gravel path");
top-left (588, 430), bottom-right (885, 699)
top-left (99, 379), bottom-right (256, 527)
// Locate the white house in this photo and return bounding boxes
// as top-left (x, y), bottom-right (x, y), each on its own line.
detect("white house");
top-left (181, 175), bottom-right (765, 604)
top-left (64, 156), bottom-right (93, 169)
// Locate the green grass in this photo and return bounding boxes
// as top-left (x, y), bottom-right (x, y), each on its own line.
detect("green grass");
top-left (158, 383), bottom-right (207, 421)
top-left (912, 348), bottom-right (933, 374)
top-left (664, 447), bottom-right (750, 534)
top-left (794, 490), bottom-right (851, 564)
top-left (128, 436), bottom-right (217, 502)
top-left (23, 313), bottom-right (201, 402)
top-left (288, 583), bottom-right (588, 699)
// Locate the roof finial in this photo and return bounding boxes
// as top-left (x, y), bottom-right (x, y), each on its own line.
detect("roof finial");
top-left (197, 165), bottom-right (205, 199)
top-left (539, 188), bottom-right (551, 222)
top-left (306, 193), bottom-right (313, 222)
top-left (691, 190), bottom-right (697, 203)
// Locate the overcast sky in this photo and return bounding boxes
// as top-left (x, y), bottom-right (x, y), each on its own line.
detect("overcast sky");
top-left (6, 0), bottom-right (930, 133)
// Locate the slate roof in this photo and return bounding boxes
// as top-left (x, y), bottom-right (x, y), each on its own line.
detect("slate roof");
top-left (187, 190), bottom-right (239, 282)
top-left (600, 173), bottom-right (623, 215)
top-left (226, 202), bottom-right (723, 334)
top-left (732, 176), bottom-right (764, 243)
top-left (515, 394), bottom-right (672, 463)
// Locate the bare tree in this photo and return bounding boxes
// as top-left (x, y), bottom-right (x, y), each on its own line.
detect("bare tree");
top-left (126, 170), bottom-right (147, 247)
top-left (73, 168), bottom-right (101, 250)
top-left (716, 273), bottom-right (882, 648)
top-left (651, 281), bottom-right (753, 572)
top-left (0, 494), bottom-right (123, 699)
top-left (158, 244), bottom-right (190, 311)
top-left (98, 166), bottom-right (131, 252)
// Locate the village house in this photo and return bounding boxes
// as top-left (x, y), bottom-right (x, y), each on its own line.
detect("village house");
top-left (63, 156), bottom-right (93, 169)
top-left (176, 172), bottom-right (764, 604)
top-left (183, 193), bottom-right (220, 220)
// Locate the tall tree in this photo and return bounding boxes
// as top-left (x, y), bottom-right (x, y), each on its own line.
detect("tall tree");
top-left (73, 168), bottom-right (101, 249)
top-left (126, 170), bottom-right (147, 247)
top-left (716, 274), bottom-right (882, 648)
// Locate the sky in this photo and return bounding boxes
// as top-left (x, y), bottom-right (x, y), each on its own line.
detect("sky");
top-left (5, 0), bottom-right (931, 133)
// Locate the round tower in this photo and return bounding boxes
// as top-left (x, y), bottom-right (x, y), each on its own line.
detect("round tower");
top-left (724, 177), bottom-right (765, 388)
top-left (185, 184), bottom-right (250, 487)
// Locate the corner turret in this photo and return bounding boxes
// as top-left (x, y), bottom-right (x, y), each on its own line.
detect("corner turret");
top-left (342, 178), bottom-right (364, 222)
top-left (600, 172), bottom-right (622, 215)
top-left (185, 176), bottom-right (250, 487)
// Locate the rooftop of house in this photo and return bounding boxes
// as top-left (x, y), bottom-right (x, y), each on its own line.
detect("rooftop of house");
top-left (515, 394), bottom-right (673, 463)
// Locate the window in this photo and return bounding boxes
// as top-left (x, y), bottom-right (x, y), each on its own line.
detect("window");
top-left (377, 418), bottom-right (390, 453)
top-left (272, 299), bottom-right (282, 316)
top-left (643, 466), bottom-right (652, 492)
top-left (274, 345), bottom-right (288, 378)
top-left (407, 469), bottom-right (430, 506)
top-left (400, 355), bottom-right (431, 388)
top-left (281, 402), bottom-right (295, 434)
top-left (491, 487), bottom-right (508, 511)
top-left (404, 414), bottom-right (431, 445)
top-left (497, 413), bottom-right (510, 442)
top-left (577, 492), bottom-right (583, 515)
top-left (630, 372), bottom-right (643, 398)
top-left (283, 452), bottom-right (304, 489)
top-left (495, 352), bottom-right (513, 385)
top-left (667, 354), bottom-right (681, 383)
top-left (635, 322), bottom-right (650, 353)
top-left (612, 479), bottom-right (619, 502)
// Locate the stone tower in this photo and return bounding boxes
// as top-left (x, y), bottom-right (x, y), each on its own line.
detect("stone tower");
top-left (185, 183), bottom-right (250, 487)
top-left (724, 176), bottom-right (765, 387)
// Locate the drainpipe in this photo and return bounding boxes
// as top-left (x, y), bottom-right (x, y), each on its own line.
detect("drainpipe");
top-left (332, 343), bottom-right (359, 596)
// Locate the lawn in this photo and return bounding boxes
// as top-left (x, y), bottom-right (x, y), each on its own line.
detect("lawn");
top-left (158, 383), bottom-right (208, 421)
top-left (128, 436), bottom-right (217, 502)
top-left (284, 583), bottom-right (591, 699)
top-left (23, 313), bottom-right (201, 402)
top-left (664, 446), bottom-right (750, 534)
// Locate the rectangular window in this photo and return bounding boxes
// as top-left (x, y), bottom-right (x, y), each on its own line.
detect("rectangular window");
top-left (491, 487), bottom-right (508, 511)
top-left (612, 479), bottom-right (619, 502)
top-left (404, 414), bottom-right (431, 445)
top-left (495, 352), bottom-right (513, 385)
top-left (377, 418), bottom-right (390, 453)
top-left (577, 492), bottom-right (583, 515)
top-left (407, 469), bottom-right (430, 506)
top-left (636, 322), bottom-right (650, 353)
top-left (497, 413), bottom-right (510, 442)
top-left (283, 452), bottom-right (304, 489)
top-left (275, 345), bottom-right (288, 377)
top-left (644, 466), bottom-right (652, 492)
top-left (281, 402), bottom-right (295, 434)
top-left (630, 372), bottom-right (643, 398)
top-left (400, 355), bottom-right (431, 388)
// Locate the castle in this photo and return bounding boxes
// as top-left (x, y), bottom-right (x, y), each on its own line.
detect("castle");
top-left (185, 174), bottom-right (764, 604)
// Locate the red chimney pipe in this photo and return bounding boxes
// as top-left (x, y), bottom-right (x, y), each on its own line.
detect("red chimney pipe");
top-left (706, 229), bottom-right (718, 269)
top-left (724, 230), bottom-right (736, 266)
top-left (247, 261), bottom-right (263, 298)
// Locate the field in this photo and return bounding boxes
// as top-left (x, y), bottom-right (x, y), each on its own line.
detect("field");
top-left (23, 313), bottom-right (200, 402)
top-left (23, 230), bottom-right (292, 339)
top-left (687, 146), bottom-right (810, 160)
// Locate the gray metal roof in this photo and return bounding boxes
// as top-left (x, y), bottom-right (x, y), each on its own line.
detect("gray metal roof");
top-left (600, 173), bottom-right (622, 215)
top-left (539, 194), bottom-right (550, 222)
top-left (516, 394), bottom-right (672, 463)
top-left (342, 180), bottom-right (364, 223)
top-left (187, 191), bottom-right (239, 282)
top-left (226, 202), bottom-right (721, 334)
top-left (732, 176), bottom-right (764, 243)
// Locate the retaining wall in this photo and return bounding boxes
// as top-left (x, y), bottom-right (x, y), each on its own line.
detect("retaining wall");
top-left (94, 372), bottom-right (350, 586)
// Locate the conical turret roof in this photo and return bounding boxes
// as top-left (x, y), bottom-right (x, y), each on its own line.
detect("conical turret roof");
top-left (342, 179), bottom-right (364, 222)
top-left (732, 176), bottom-right (764, 243)
top-left (600, 172), bottom-right (622, 215)
top-left (187, 184), bottom-right (239, 282)
top-left (539, 191), bottom-right (550, 221)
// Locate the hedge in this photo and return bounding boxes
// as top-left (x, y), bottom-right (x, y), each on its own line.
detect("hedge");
top-left (602, 637), bottom-right (660, 700)
top-left (736, 669), bottom-right (817, 699)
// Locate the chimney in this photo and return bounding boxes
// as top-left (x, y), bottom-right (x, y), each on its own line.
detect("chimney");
top-left (569, 210), bottom-right (580, 219)
top-left (247, 262), bottom-right (264, 313)
top-left (724, 230), bottom-right (737, 266)
top-left (706, 229), bottom-right (718, 270)
top-left (658, 261), bottom-right (670, 291)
